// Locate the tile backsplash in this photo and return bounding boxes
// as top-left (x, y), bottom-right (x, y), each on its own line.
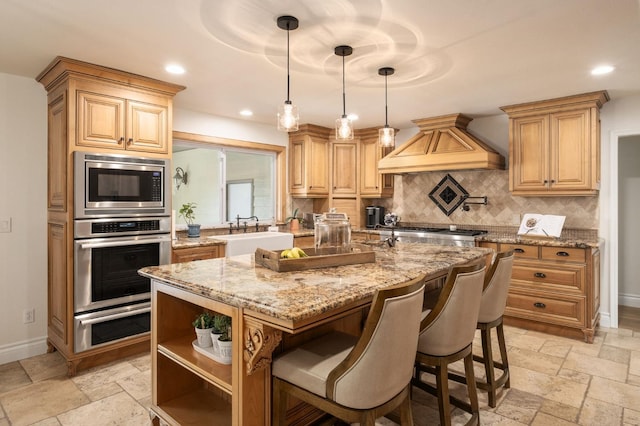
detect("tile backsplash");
top-left (379, 170), bottom-right (598, 230)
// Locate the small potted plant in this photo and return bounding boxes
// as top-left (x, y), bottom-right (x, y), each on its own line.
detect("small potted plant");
top-left (285, 208), bottom-right (303, 231)
top-left (179, 202), bottom-right (200, 238)
top-left (192, 312), bottom-right (214, 347)
top-left (210, 314), bottom-right (231, 356)
top-left (215, 315), bottom-right (233, 364)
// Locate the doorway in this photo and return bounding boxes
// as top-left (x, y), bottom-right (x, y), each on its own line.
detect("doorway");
top-left (617, 135), bottom-right (640, 330)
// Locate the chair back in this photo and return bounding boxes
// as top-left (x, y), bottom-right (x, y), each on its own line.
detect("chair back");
top-left (477, 251), bottom-right (514, 324)
top-left (326, 275), bottom-right (426, 409)
top-left (418, 262), bottom-right (485, 357)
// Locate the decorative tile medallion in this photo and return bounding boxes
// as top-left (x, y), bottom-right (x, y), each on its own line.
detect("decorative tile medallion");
top-left (428, 174), bottom-right (468, 216)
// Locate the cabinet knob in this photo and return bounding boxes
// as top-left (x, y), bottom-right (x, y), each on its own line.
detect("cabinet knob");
top-left (544, 180), bottom-right (548, 184)
top-left (556, 251), bottom-right (570, 257)
top-left (534, 272), bottom-right (546, 278)
top-left (118, 137), bottom-right (124, 145)
top-left (127, 138), bottom-right (133, 145)
top-left (514, 248), bottom-right (525, 253)
top-left (533, 302), bottom-right (546, 309)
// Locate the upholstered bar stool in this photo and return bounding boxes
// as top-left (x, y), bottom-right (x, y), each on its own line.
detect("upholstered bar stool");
top-left (412, 262), bottom-right (486, 426)
top-left (271, 275), bottom-right (426, 426)
top-left (473, 250), bottom-right (514, 407)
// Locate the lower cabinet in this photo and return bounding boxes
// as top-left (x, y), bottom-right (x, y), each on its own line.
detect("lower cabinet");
top-left (171, 244), bottom-right (225, 263)
top-left (478, 241), bottom-right (600, 342)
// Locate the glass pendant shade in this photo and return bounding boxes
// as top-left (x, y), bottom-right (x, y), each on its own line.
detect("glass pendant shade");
top-left (276, 16), bottom-right (299, 132)
top-left (379, 126), bottom-right (395, 147)
top-left (278, 100), bottom-right (299, 131)
top-left (335, 115), bottom-right (354, 140)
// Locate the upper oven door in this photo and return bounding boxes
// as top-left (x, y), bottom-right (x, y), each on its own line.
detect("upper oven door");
top-left (74, 152), bottom-right (170, 218)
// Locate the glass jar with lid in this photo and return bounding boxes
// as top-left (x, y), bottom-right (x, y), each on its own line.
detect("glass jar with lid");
top-left (314, 212), bottom-right (351, 254)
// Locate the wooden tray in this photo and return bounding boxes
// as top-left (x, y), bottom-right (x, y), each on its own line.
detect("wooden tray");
top-left (255, 245), bottom-right (376, 272)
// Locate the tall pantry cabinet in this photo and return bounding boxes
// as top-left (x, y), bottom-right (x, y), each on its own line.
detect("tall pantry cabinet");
top-left (37, 57), bottom-right (184, 375)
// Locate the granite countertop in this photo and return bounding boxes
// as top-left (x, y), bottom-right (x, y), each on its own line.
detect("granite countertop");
top-left (140, 242), bottom-right (492, 323)
top-left (476, 233), bottom-right (601, 249)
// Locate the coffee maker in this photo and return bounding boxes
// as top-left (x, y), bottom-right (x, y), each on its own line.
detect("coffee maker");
top-left (365, 206), bottom-right (385, 228)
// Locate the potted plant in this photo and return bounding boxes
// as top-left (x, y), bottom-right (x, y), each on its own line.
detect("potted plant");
top-left (285, 208), bottom-right (303, 231)
top-left (192, 312), bottom-right (214, 347)
top-left (216, 316), bottom-right (233, 364)
top-left (210, 314), bottom-right (231, 356)
top-left (179, 202), bottom-right (200, 238)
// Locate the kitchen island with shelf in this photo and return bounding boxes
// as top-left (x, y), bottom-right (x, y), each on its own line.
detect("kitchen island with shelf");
top-left (139, 242), bottom-right (492, 426)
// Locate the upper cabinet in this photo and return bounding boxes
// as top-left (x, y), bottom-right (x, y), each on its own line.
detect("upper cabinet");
top-left (358, 128), bottom-right (394, 198)
top-left (501, 91), bottom-right (609, 196)
top-left (331, 140), bottom-right (358, 196)
top-left (289, 124), bottom-right (331, 197)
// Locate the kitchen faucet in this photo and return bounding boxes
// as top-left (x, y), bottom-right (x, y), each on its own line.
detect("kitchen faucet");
top-left (374, 223), bottom-right (398, 247)
top-left (231, 215), bottom-right (259, 233)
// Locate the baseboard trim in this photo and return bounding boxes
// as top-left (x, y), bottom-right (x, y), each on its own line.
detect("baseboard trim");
top-left (600, 312), bottom-right (611, 328)
top-left (619, 293), bottom-right (640, 308)
top-left (0, 336), bottom-right (48, 365)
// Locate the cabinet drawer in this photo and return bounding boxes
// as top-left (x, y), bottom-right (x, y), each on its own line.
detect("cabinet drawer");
top-left (503, 244), bottom-right (538, 259)
top-left (511, 261), bottom-right (585, 293)
top-left (171, 245), bottom-right (220, 263)
top-left (506, 290), bottom-right (584, 327)
top-left (540, 247), bottom-right (586, 263)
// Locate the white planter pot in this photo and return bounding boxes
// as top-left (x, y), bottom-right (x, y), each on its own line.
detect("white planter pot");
top-left (210, 331), bottom-right (223, 356)
top-left (195, 327), bottom-right (213, 347)
top-left (217, 339), bottom-right (232, 364)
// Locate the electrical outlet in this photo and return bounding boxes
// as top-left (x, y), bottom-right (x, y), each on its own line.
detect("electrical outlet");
top-left (0, 217), bottom-right (11, 233)
top-left (23, 308), bottom-right (35, 324)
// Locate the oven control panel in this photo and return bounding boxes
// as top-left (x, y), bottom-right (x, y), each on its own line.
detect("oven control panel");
top-left (91, 220), bottom-right (160, 234)
top-left (74, 216), bottom-right (171, 238)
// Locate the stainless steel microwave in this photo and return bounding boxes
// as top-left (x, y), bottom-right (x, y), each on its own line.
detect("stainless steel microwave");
top-left (74, 152), bottom-right (171, 218)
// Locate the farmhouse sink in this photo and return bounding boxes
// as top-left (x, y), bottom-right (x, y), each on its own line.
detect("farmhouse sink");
top-left (210, 232), bottom-right (294, 257)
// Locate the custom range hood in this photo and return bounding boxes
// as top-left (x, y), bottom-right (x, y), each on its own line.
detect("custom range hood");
top-left (378, 113), bottom-right (505, 173)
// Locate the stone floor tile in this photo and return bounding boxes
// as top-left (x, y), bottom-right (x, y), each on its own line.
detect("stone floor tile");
top-left (557, 368), bottom-right (592, 385)
top-left (531, 412), bottom-right (578, 425)
top-left (508, 347), bottom-right (563, 376)
top-left (126, 353), bottom-right (151, 372)
top-left (569, 340), bottom-right (603, 357)
top-left (57, 391), bottom-right (147, 426)
top-left (600, 344), bottom-right (632, 365)
top-left (624, 407), bottom-right (640, 425)
top-left (506, 333), bottom-right (547, 352)
top-left (30, 418), bottom-right (62, 426)
top-left (539, 339), bottom-right (572, 358)
top-left (71, 358), bottom-right (141, 395)
top-left (509, 365), bottom-right (587, 408)
top-left (0, 361), bottom-right (31, 394)
top-left (0, 376), bottom-right (88, 425)
top-left (562, 351), bottom-right (628, 382)
top-left (19, 351), bottom-right (67, 382)
top-left (79, 380), bottom-right (123, 402)
top-left (630, 350), bottom-right (640, 376)
top-left (538, 399), bottom-right (579, 422)
top-left (494, 388), bottom-right (543, 424)
top-left (0, 419), bottom-right (9, 426)
top-left (578, 397), bottom-right (623, 426)
top-left (627, 373), bottom-right (640, 387)
top-left (604, 333), bottom-right (640, 352)
top-left (476, 410), bottom-right (528, 425)
top-left (117, 369), bottom-right (151, 401)
top-left (588, 376), bottom-right (640, 409)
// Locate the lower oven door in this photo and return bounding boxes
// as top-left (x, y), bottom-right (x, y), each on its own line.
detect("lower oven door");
top-left (74, 233), bottom-right (170, 312)
top-left (74, 301), bottom-right (151, 353)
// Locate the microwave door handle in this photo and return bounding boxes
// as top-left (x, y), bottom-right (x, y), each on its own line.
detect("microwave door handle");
top-left (80, 236), bottom-right (170, 249)
top-left (79, 306), bottom-right (151, 326)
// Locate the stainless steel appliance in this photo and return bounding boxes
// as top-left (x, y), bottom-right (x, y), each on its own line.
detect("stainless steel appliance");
top-left (74, 152), bottom-right (171, 218)
top-left (378, 226), bottom-right (487, 247)
top-left (73, 216), bottom-right (170, 352)
top-left (365, 206), bottom-right (385, 228)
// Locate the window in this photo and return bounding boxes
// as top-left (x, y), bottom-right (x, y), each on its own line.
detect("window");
top-left (172, 131), bottom-right (285, 228)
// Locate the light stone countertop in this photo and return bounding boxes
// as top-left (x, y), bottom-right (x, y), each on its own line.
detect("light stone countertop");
top-left (140, 242), bottom-right (492, 323)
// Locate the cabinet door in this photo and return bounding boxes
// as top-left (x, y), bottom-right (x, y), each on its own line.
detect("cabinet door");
top-left (289, 135), bottom-right (329, 196)
top-left (360, 139), bottom-right (394, 198)
top-left (171, 246), bottom-right (220, 263)
top-left (550, 109), bottom-right (592, 191)
top-left (48, 221), bottom-right (69, 344)
top-left (126, 100), bottom-right (168, 153)
top-left (332, 142), bottom-right (357, 195)
top-left (77, 91), bottom-right (126, 149)
top-left (510, 115), bottom-right (549, 192)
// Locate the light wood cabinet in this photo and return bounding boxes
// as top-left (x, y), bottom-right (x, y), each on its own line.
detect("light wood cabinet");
top-left (331, 141), bottom-right (358, 196)
top-left (501, 91), bottom-right (609, 196)
top-left (77, 89), bottom-right (169, 153)
top-left (293, 235), bottom-right (315, 248)
top-left (289, 124), bottom-right (331, 197)
top-left (171, 244), bottom-right (225, 263)
top-left (37, 56), bottom-right (184, 375)
top-left (478, 241), bottom-right (600, 342)
top-left (359, 130), bottom-right (394, 198)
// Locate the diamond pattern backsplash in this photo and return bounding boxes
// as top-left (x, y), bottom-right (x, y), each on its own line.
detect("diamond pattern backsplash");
top-left (380, 170), bottom-right (599, 229)
top-left (429, 174), bottom-right (468, 216)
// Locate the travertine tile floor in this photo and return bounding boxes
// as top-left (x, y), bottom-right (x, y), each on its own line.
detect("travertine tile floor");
top-left (1, 324), bottom-right (640, 425)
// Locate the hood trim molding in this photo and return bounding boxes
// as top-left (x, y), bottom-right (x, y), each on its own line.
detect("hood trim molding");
top-left (378, 113), bottom-right (505, 174)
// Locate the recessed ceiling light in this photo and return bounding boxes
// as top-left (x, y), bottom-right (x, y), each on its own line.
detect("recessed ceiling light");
top-left (165, 64), bottom-right (185, 75)
top-left (591, 65), bottom-right (614, 76)
top-left (240, 109), bottom-right (253, 117)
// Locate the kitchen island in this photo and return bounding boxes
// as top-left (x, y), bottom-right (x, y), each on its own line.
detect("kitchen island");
top-left (139, 242), bottom-right (492, 426)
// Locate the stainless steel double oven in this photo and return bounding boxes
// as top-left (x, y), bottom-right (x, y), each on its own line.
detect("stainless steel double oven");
top-left (73, 152), bottom-right (171, 352)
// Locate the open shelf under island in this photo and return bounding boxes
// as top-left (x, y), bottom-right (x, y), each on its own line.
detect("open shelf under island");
top-left (139, 242), bottom-right (493, 426)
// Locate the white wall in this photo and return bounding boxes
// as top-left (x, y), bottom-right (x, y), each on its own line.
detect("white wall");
top-left (617, 135), bottom-right (640, 307)
top-left (0, 73), bottom-right (48, 363)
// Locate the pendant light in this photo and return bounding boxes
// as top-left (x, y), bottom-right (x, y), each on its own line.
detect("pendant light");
top-left (277, 15), bottom-right (299, 132)
top-left (378, 67), bottom-right (395, 147)
top-left (335, 45), bottom-right (354, 140)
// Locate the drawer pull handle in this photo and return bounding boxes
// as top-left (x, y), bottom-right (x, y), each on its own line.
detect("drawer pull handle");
top-left (533, 302), bottom-right (546, 309)
top-left (514, 248), bottom-right (525, 253)
top-left (534, 272), bottom-right (546, 278)
top-left (556, 251), bottom-right (569, 257)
